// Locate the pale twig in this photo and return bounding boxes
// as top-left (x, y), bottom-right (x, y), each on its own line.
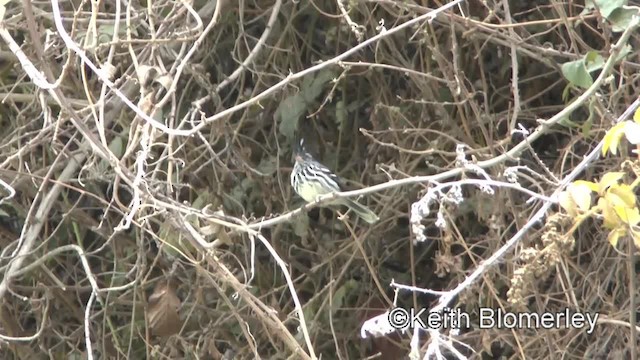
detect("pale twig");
top-left (199, 0), bottom-right (463, 128)
top-left (114, 123), bottom-right (151, 231)
top-left (0, 177), bottom-right (15, 205)
top-left (152, 0), bottom-right (208, 109)
top-left (390, 280), bottom-right (458, 296)
top-left (0, 296), bottom-right (49, 341)
top-left (0, 29), bottom-right (140, 304)
top-left (597, 316), bottom-right (640, 333)
top-left (358, 16), bottom-right (640, 357)
top-left (202, 257), bottom-right (312, 359)
top-left (180, 218), bottom-right (317, 359)
top-left (42, 0), bottom-right (463, 137)
top-left (245, 17), bottom-right (638, 230)
top-left (420, 122), bottom-right (608, 353)
top-left (0, 92), bottom-right (89, 106)
top-left (336, 0), bottom-right (364, 41)
top-left (338, 60), bottom-right (451, 84)
top-left (0, 12), bottom-right (155, 235)
top-left (95, 0), bottom-right (123, 149)
top-left (501, 0), bottom-right (521, 132)
top-left (414, 25), bottom-right (640, 358)
top-left (6, 244), bottom-right (138, 293)
top-left (85, 290), bottom-right (97, 360)
top-left (0, 150), bottom-right (84, 300)
top-left (194, 0), bottom-right (283, 107)
top-left (0, 27), bottom-right (58, 90)
top-left (48, 0), bottom-right (191, 135)
top-left (502, 0), bottom-right (520, 131)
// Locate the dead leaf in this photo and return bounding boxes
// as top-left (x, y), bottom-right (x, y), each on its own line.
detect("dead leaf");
top-left (147, 281), bottom-right (182, 337)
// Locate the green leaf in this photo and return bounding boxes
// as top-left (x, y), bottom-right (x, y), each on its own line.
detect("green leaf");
top-left (276, 70), bottom-right (338, 141)
top-left (330, 279), bottom-right (358, 316)
top-left (108, 135), bottom-right (124, 158)
top-left (335, 100), bottom-right (347, 125)
top-left (192, 190), bottom-right (212, 210)
top-left (158, 221), bottom-right (189, 259)
top-left (275, 94), bottom-right (307, 141)
top-left (562, 84), bottom-right (572, 102)
top-left (615, 44), bottom-right (633, 62)
top-left (607, 183), bottom-right (637, 208)
top-left (584, 51), bottom-right (605, 72)
top-left (301, 69), bottom-right (336, 102)
top-left (557, 116), bottom-right (579, 128)
top-left (229, 178), bottom-right (252, 205)
top-left (609, 6), bottom-right (640, 32)
top-left (587, 0), bottom-right (627, 19)
top-left (584, 1), bottom-right (640, 32)
top-left (257, 156), bottom-right (278, 176)
top-left (558, 182), bottom-right (594, 216)
top-left (599, 197), bottom-right (621, 229)
top-left (561, 59), bottom-right (593, 89)
top-left (97, 23), bottom-right (139, 44)
top-left (613, 204), bottom-right (640, 225)
top-left (581, 100), bottom-right (596, 136)
top-left (561, 51), bottom-right (605, 90)
top-left (293, 214), bottom-right (308, 237)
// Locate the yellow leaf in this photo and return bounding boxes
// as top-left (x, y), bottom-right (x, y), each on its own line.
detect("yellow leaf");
top-left (597, 172), bottom-right (625, 194)
top-left (613, 205), bottom-right (640, 225)
top-left (602, 121), bottom-right (629, 156)
top-left (634, 107), bottom-right (640, 123)
top-left (558, 191), bottom-right (578, 217)
top-left (598, 197), bottom-right (621, 229)
top-left (607, 228), bottom-right (626, 247)
top-left (606, 184), bottom-right (636, 208)
top-left (632, 229), bottom-right (640, 249)
top-left (565, 182), bottom-right (594, 213)
top-left (573, 180), bottom-right (599, 193)
top-left (623, 122), bottom-right (640, 145)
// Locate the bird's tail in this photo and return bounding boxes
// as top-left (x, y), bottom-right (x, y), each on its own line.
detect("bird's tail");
top-left (337, 198), bottom-right (379, 224)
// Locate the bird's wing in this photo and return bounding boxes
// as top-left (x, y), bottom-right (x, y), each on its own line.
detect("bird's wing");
top-left (304, 161), bottom-right (342, 192)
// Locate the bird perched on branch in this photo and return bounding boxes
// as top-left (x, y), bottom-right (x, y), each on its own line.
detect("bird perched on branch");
top-left (290, 138), bottom-right (379, 224)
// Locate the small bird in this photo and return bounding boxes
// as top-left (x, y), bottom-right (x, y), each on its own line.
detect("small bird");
top-left (290, 138), bottom-right (379, 224)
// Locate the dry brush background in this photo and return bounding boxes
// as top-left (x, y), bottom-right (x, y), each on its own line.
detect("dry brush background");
top-left (0, 0), bottom-right (639, 359)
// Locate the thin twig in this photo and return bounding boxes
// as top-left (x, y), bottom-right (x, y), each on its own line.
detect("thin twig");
top-left (501, 0), bottom-right (521, 132)
top-left (194, 0), bottom-right (282, 106)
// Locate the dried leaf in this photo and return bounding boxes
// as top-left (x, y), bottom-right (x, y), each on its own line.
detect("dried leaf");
top-left (147, 281), bottom-right (182, 337)
top-left (154, 74), bottom-right (173, 91)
